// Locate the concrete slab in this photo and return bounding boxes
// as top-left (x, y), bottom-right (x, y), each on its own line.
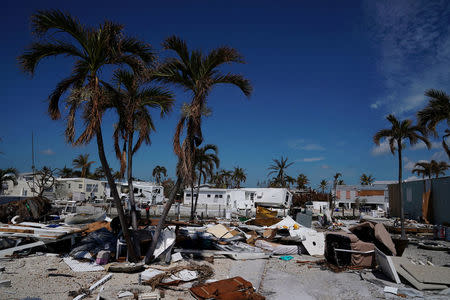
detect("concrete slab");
top-left (401, 263), bottom-right (450, 285)
top-left (260, 268), bottom-right (314, 300)
top-left (229, 259), bottom-right (267, 291)
top-left (390, 257), bottom-right (447, 290)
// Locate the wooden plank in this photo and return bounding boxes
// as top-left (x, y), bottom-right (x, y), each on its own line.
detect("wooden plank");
top-left (0, 227), bottom-right (35, 234)
top-left (0, 241), bottom-right (45, 258)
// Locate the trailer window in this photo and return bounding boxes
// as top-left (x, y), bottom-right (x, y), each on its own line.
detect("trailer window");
top-left (186, 193), bottom-right (191, 197)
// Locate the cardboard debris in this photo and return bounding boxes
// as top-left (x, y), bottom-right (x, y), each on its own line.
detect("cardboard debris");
top-left (206, 224), bottom-right (234, 239)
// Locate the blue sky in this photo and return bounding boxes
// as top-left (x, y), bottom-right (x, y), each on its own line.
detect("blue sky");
top-left (1, 0), bottom-right (449, 189)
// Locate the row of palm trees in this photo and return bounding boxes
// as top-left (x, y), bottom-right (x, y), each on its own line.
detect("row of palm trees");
top-left (412, 160), bottom-right (448, 179)
top-left (18, 10), bottom-right (252, 262)
top-left (373, 89), bottom-right (449, 239)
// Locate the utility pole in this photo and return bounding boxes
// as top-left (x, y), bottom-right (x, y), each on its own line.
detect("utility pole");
top-left (31, 132), bottom-right (36, 196)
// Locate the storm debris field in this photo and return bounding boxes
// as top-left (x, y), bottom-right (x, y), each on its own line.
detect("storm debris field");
top-left (0, 203), bottom-right (449, 300)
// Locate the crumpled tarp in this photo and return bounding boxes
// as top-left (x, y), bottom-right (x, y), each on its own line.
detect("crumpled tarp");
top-left (70, 228), bottom-right (117, 259)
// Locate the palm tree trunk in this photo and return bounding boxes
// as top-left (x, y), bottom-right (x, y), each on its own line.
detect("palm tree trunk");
top-left (95, 125), bottom-right (138, 261)
top-left (144, 176), bottom-right (182, 264)
top-left (127, 132), bottom-right (138, 230)
top-left (193, 171), bottom-right (202, 218)
top-left (398, 141), bottom-right (405, 239)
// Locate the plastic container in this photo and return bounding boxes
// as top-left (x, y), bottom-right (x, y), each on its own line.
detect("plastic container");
top-left (434, 225), bottom-right (445, 240)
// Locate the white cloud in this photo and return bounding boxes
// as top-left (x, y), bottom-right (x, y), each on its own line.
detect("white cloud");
top-left (410, 141), bottom-right (441, 150)
top-left (288, 139), bottom-right (325, 151)
top-left (372, 140), bottom-right (392, 156)
top-left (431, 151), bottom-right (448, 161)
top-left (41, 148), bottom-right (55, 155)
top-left (300, 157), bottom-right (325, 162)
top-left (364, 0), bottom-right (450, 115)
top-left (404, 161), bottom-right (415, 171)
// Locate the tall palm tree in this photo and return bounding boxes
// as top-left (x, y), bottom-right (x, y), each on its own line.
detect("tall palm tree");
top-left (58, 166), bottom-right (73, 178)
top-left (374, 114), bottom-right (431, 238)
top-left (152, 166), bottom-right (168, 185)
top-left (267, 156), bottom-right (294, 188)
top-left (319, 179), bottom-right (328, 193)
top-left (0, 168), bottom-right (18, 195)
top-left (109, 69), bottom-right (174, 229)
top-left (18, 10), bottom-right (153, 261)
top-left (145, 36), bottom-right (252, 262)
top-left (192, 144), bottom-right (219, 220)
top-left (72, 154), bottom-right (95, 178)
top-left (417, 89), bottom-right (449, 158)
top-left (232, 166), bottom-right (246, 189)
top-left (360, 174), bottom-right (375, 185)
top-left (296, 173), bottom-right (309, 190)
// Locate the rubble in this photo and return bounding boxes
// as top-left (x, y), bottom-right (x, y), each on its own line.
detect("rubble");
top-left (0, 201), bottom-right (448, 300)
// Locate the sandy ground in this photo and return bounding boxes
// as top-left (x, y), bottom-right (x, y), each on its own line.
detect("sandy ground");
top-left (0, 243), bottom-right (449, 300)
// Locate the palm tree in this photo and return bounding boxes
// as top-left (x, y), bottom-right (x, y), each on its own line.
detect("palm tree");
top-left (72, 154), bottom-right (95, 178)
top-left (145, 36), bottom-right (252, 262)
top-left (109, 69), bottom-right (174, 229)
top-left (152, 166), bottom-right (168, 185)
top-left (285, 175), bottom-right (296, 188)
top-left (430, 160), bottom-right (449, 178)
top-left (192, 144), bottom-right (220, 220)
top-left (113, 170), bottom-right (124, 180)
top-left (210, 171), bottom-right (224, 188)
top-left (360, 174), bottom-right (375, 185)
top-left (267, 156), bottom-right (294, 188)
top-left (319, 179), bottom-right (328, 193)
top-left (18, 10), bottom-right (153, 261)
top-left (232, 166), bottom-right (246, 188)
top-left (417, 89), bottom-right (450, 158)
top-left (221, 170), bottom-right (233, 189)
top-left (413, 161), bottom-right (433, 179)
top-left (58, 166), bottom-right (73, 178)
top-left (296, 173), bottom-right (309, 190)
top-left (332, 173), bottom-right (342, 189)
top-left (91, 166), bottom-right (107, 180)
top-left (0, 168), bottom-right (18, 195)
top-left (374, 114), bottom-right (431, 239)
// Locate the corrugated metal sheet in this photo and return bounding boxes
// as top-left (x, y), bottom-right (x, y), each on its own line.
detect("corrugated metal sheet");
top-left (388, 176), bottom-right (449, 225)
